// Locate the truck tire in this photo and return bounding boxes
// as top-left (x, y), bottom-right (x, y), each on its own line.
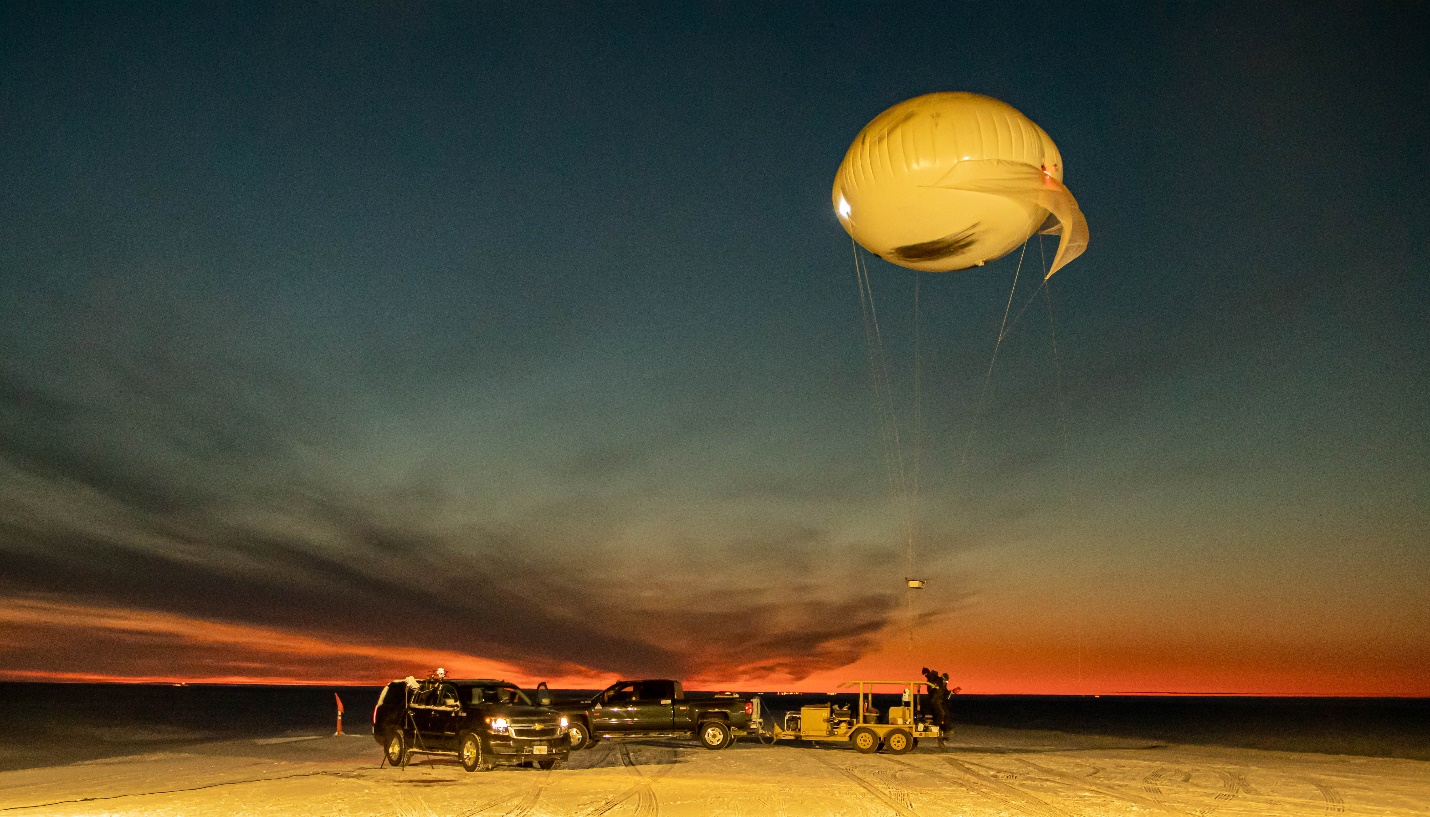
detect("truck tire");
top-left (698, 720), bottom-right (732, 750)
top-left (883, 728), bottom-right (914, 754)
top-left (460, 731), bottom-right (493, 772)
top-left (850, 727), bottom-right (880, 754)
top-left (463, 732), bottom-right (497, 772)
top-left (384, 732), bottom-right (406, 767)
top-left (566, 720), bottom-right (592, 751)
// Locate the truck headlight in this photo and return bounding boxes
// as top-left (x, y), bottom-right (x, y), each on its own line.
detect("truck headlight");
top-left (486, 716), bottom-right (510, 734)
top-left (559, 716), bottom-right (569, 733)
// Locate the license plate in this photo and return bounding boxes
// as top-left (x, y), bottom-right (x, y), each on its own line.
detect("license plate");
top-left (533, 745), bottom-right (548, 755)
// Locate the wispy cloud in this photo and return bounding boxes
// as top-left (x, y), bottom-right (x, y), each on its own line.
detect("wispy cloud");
top-left (0, 596), bottom-right (594, 686)
top-left (0, 345), bottom-right (919, 685)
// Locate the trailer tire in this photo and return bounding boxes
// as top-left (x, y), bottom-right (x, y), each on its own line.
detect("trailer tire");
top-left (698, 720), bottom-right (732, 750)
top-left (883, 728), bottom-right (914, 754)
top-left (850, 727), bottom-right (880, 754)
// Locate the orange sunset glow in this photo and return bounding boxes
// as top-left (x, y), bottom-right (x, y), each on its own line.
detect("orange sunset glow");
top-left (4, 591), bottom-right (1426, 696)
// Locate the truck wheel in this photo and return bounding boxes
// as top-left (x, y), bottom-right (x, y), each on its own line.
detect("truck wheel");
top-left (850, 727), bottom-right (880, 754)
top-left (459, 732), bottom-right (492, 772)
top-left (567, 721), bottom-right (592, 751)
top-left (698, 720), bottom-right (732, 750)
top-left (537, 758), bottom-right (560, 770)
top-left (384, 732), bottom-right (406, 767)
top-left (883, 728), bottom-right (914, 754)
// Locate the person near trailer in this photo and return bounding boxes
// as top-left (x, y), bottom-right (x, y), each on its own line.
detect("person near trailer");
top-left (922, 666), bottom-right (954, 749)
top-left (940, 675), bottom-right (960, 737)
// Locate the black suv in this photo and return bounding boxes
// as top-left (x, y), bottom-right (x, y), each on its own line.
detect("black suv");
top-left (373, 678), bottom-right (571, 771)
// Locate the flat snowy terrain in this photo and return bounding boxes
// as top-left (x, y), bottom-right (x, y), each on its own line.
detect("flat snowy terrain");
top-left (2, 725), bottom-right (1427, 816)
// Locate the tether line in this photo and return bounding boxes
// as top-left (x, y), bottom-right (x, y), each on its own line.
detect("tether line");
top-left (851, 240), bottom-right (910, 523)
top-left (1039, 233), bottom-right (1084, 694)
top-left (850, 239), bottom-right (921, 647)
top-left (959, 238), bottom-right (1030, 467)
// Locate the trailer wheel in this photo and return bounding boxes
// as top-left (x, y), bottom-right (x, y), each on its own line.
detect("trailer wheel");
top-left (698, 720), bottom-right (732, 750)
top-left (850, 727), bottom-right (880, 754)
top-left (883, 728), bottom-right (914, 754)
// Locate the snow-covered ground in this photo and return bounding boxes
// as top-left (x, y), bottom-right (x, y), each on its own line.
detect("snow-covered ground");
top-left (2, 725), bottom-right (1427, 816)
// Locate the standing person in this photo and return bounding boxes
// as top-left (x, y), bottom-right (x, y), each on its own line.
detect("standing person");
top-left (939, 673), bottom-right (959, 747)
top-left (923, 667), bottom-right (950, 749)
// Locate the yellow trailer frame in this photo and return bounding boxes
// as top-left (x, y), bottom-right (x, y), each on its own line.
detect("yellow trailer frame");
top-left (765, 679), bottom-right (942, 754)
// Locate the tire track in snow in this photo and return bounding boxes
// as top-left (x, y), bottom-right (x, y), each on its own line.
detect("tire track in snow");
top-left (864, 761), bottom-right (918, 814)
top-left (499, 766), bottom-right (551, 817)
top-left (1305, 779), bottom-right (1345, 814)
top-left (568, 742), bottom-right (619, 771)
top-left (930, 755), bottom-right (1075, 817)
top-left (808, 752), bottom-right (921, 817)
top-left (454, 767), bottom-right (551, 817)
top-left (1014, 758), bottom-right (1183, 814)
top-left (584, 743), bottom-right (678, 816)
top-left (1143, 767), bottom-right (1241, 817)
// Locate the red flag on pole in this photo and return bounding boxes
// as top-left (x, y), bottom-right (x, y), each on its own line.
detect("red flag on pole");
top-left (335, 693), bottom-right (345, 713)
top-left (334, 693), bottom-right (345, 735)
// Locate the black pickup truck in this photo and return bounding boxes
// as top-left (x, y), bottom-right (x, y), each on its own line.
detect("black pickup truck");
top-left (372, 677), bottom-right (571, 771)
top-left (553, 679), bottom-right (763, 750)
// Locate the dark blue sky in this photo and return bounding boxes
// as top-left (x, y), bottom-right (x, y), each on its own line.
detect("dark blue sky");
top-left (1, 2), bottom-right (1426, 692)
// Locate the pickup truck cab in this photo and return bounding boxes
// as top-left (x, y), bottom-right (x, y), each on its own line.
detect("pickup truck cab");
top-left (373, 678), bottom-right (570, 771)
top-left (555, 679), bottom-right (762, 751)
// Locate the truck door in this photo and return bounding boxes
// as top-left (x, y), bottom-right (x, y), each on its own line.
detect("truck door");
top-left (671, 680), bottom-right (695, 730)
top-left (590, 682), bottom-right (640, 734)
top-left (633, 681), bottom-right (676, 731)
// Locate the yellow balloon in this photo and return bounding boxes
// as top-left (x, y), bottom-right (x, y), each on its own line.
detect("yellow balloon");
top-left (833, 92), bottom-right (1088, 277)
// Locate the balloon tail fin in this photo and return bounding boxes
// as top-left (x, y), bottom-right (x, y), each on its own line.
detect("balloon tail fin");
top-left (932, 160), bottom-right (1089, 278)
top-left (1032, 174), bottom-right (1089, 278)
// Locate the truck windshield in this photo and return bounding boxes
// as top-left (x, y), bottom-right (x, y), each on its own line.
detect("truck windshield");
top-left (467, 685), bottom-right (532, 706)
